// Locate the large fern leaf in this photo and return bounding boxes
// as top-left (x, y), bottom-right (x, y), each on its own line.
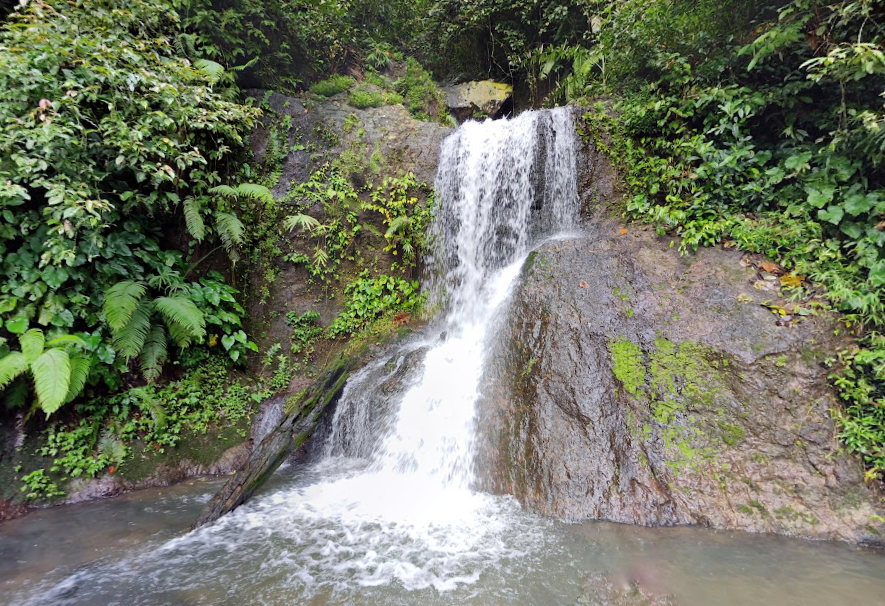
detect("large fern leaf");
top-left (112, 300), bottom-right (154, 360)
top-left (216, 212), bottom-right (245, 262)
top-left (139, 324), bottom-right (168, 383)
top-left (46, 334), bottom-right (88, 349)
top-left (234, 183), bottom-right (274, 203)
top-left (104, 281), bottom-right (147, 332)
top-left (183, 197), bottom-right (206, 241)
top-left (65, 352), bottom-right (92, 404)
top-left (0, 352), bottom-right (28, 391)
top-left (194, 58), bottom-right (225, 82)
top-left (208, 185), bottom-right (237, 198)
top-left (32, 348), bottom-right (71, 415)
top-left (19, 329), bottom-right (44, 364)
top-left (154, 296), bottom-right (206, 345)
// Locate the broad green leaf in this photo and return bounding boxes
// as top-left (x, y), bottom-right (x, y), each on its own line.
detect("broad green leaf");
top-left (840, 220), bottom-right (863, 239)
top-left (221, 334), bottom-right (235, 350)
top-left (844, 192), bottom-right (877, 216)
top-left (818, 205), bottom-right (844, 224)
top-left (32, 348), bottom-right (71, 415)
top-left (5, 317), bottom-right (29, 334)
top-left (806, 186), bottom-right (834, 208)
top-left (784, 151), bottom-right (812, 170)
top-left (870, 261), bottom-right (885, 287)
top-left (19, 329), bottom-right (45, 364)
top-left (0, 352), bottom-right (28, 391)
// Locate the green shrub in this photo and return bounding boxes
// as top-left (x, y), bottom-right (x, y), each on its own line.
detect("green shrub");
top-left (328, 273), bottom-right (422, 337)
top-left (394, 58), bottom-right (448, 123)
top-left (309, 75), bottom-right (355, 97)
top-left (347, 87), bottom-right (386, 108)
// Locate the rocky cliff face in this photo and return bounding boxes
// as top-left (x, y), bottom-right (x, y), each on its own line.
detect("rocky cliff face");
top-left (476, 143), bottom-right (885, 544)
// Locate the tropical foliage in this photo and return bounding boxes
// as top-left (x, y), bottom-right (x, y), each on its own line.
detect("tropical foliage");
top-left (0, 0), bottom-right (259, 415)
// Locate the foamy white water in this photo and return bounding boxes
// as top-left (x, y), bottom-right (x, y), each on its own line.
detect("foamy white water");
top-left (14, 109), bottom-right (580, 604)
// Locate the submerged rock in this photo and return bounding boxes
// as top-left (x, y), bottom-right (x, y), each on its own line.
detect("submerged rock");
top-left (478, 223), bottom-right (885, 544)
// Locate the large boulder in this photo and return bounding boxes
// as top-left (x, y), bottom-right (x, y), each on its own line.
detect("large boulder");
top-left (476, 222), bottom-right (885, 544)
top-left (442, 80), bottom-right (513, 122)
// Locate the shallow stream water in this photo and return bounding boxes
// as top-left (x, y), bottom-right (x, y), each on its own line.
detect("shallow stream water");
top-left (2, 110), bottom-right (884, 605)
top-left (1, 468), bottom-right (884, 605)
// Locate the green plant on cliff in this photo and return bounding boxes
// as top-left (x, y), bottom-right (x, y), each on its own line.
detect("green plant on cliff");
top-left (363, 173), bottom-right (436, 269)
top-left (572, 0), bottom-right (885, 481)
top-left (103, 281), bottom-right (207, 383)
top-left (327, 272), bottom-right (422, 337)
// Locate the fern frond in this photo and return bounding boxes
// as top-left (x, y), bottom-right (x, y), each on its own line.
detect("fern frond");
top-left (313, 247), bottom-right (330, 268)
top-left (230, 57), bottom-right (259, 72)
top-left (65, 353), bottom-right (91, 404)
top-left (98, 429), bottom-right (126, 463)
top-left (194, 58), bottom-right (225, 82)
top-left (234, 183), bottom-right (274, 203)
top-left (183, 196), bottom-right (206, 241)
top-left (385, 216), bottom-right (411, 239)
top-left (19, 329), bottom-right (45, 364)
top-left (45, 334), bottom-right (88, 349)
top-left (216, 212), bottom-right (245, 261)
top-left (4, 380), bottom-right (28, 409)
top-left (104, 281), bottom-right (147, 332)
top-left (131, 387), bottom-right (166, 431)
top-left (154, 296), bottom-right (206, 345)
top-left (208, 184), bottom-right (237, 198)
top-left (32, 348), bottom-right (71, 415)
top-left (362, 223), bottom-right (383, 238)
top-left (0, 352), bottom-right (28, 391)
top-left (112, 300), bottom-right (154, 360)
top-left (283, 213), bottom-right (321, 233)
top-left (139, 324), bottom-right (168, 383)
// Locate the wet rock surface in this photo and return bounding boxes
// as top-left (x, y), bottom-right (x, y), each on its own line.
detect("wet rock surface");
top-left (243, 90), bottom-right (451, 361)
top-left (479, 222), bottom-right (885, 544)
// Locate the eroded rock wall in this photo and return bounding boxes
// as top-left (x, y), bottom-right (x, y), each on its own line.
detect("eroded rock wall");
top-left (478, 221), bottom-right (885, 544)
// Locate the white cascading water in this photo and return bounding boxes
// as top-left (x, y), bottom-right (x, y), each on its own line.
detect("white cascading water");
top-left (20, 108), bottom-right (579, 605)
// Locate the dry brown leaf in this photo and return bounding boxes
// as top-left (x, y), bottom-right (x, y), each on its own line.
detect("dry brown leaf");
top-left (758, 261), bottom-right (784, 275)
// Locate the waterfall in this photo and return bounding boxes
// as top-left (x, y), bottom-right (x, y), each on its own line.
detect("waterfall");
top-left (21, 109), bottom-right (581, 604)
top-left (325, 108), bottom-right (578, 491)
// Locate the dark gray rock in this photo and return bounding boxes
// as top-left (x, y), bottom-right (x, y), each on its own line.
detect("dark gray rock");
top-left (477, 222), bottom-right (885, 543)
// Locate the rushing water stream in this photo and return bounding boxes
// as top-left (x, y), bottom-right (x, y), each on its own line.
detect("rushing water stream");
top-left (3, 110), bottom-right (885, 605)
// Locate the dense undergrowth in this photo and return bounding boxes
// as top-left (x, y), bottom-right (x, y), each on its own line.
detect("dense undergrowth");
top-left (0, 0), bottom-right (440, 502)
